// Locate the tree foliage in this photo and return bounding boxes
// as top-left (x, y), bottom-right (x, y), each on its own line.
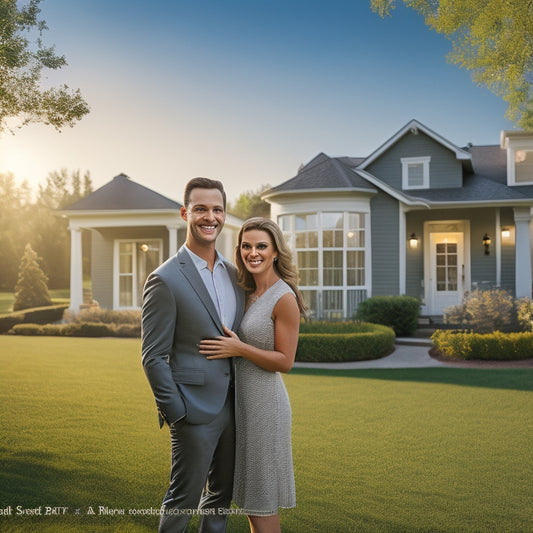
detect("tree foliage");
top-left (0, 170), bottom-right (92, 291)
top-left (0, 0), bottom-right (89, 134)
top-left (228, 184), bottom-right (271, 220)
top-left (13, 242), bottom-right (52, 311)
top-left (371, 0), bottom-right (533, 130)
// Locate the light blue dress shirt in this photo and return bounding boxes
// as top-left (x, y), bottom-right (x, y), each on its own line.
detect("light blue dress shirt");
top-left (185, 247), bottom-right (237, 329)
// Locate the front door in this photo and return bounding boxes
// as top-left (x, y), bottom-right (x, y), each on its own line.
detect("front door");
top-left (427, 232), bottom-right (464, 315)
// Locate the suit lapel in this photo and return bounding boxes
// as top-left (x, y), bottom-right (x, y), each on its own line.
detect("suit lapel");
top-left (178, 248), bottom-right (224, 334)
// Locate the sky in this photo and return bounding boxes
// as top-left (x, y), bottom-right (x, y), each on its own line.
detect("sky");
top-left (0, 0), bottom-right (515, 203)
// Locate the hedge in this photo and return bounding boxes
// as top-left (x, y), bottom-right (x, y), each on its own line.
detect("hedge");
top-left (296, 322), bottom-right (395, 362)
top-left (432, 329), bottom-right (533, 361)
top-left (0, 304), bottom-right (68, 334)
top-left (354, 295), bottom-right (420, 336)
top-left (9, 322), bottom-right (141, 338)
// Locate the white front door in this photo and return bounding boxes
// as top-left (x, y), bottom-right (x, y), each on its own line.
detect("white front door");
top-left (427, 232), bottom-right (464, 315)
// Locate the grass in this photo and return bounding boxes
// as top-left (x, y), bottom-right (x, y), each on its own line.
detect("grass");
top-left (0, 337), bottom-right (531, 532)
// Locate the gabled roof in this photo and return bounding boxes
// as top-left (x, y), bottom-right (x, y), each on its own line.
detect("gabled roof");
top-left (63, 173), bottom-right (181, 211)
top-left (358, 119), bottom-right (472, 170)
top-left (264, 153), bottom-right (376, 197)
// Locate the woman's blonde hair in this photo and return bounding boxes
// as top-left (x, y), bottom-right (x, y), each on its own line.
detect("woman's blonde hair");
top-left (235, 217), bottom-right (306, 314)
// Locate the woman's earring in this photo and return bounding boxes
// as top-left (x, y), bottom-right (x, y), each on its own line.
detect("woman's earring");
top-left (273, 257), bottom-right (278, 263)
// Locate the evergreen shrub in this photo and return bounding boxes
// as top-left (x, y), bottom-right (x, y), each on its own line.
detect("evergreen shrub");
top-left (296, 321), bottom-right (395, 362)
top-left (354, 295), bottom-right (420, 336)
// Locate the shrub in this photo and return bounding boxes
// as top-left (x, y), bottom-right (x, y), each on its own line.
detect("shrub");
top-left (443, 289), bottom-right (517, 333)
top-left (13, 243), bottom-right (53, 311)
top-left (63, 307), bottom-right (141, 325)
top-left (0, 304), bottom-right (68, 333)
top-left (296, 322), bottom-right (395, 362)
top-left (354, 295), bottom-right (420, 336)
top-left (516, 297), bottom-right (533, 332)
top-left (432, 329), bottom-right (533, 361)
top-left (9, 321), bottom-right (140, 337)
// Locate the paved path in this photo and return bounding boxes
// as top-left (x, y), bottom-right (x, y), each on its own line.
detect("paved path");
top-left (292, 339), bottom-right (449, 370)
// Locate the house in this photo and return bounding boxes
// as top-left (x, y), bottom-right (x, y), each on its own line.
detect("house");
top-left (62, 120), bottom-right (533, 319)
top-left (263, 119), bottom-right (533, 319)
top-left (61, 174), bottom-right (242, 311)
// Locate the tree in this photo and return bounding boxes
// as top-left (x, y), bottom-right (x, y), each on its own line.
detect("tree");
top-left (0, 173), bottom-right (32, 290)
top-left (228, 185), bottom-right (271, 220)
top-left (13, 243), bottom-right (52, 311)
top-left (0, 0), bottom-right (89, 134)
top-left (370, 0), bottom-right (533, 130)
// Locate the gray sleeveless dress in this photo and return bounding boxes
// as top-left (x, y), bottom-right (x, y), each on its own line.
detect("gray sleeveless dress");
top-left (233, 279), bottom-right (296, 515)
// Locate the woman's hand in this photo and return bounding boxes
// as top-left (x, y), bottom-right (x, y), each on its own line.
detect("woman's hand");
top-left (198, 325), bottom-right (242, 359)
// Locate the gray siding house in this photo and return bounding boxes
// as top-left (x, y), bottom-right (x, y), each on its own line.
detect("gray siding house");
top-left (264, 119), bottom-right (533, 319)
top-left (62, 120), bottom-right (533, 318)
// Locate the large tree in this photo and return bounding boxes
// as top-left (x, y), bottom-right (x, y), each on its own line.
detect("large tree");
top-left (0, 0), bottom-right (89, 133)
top-left (371, 0), bottom-right (533, 130)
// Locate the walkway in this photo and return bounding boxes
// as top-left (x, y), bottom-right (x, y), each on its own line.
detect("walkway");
top-left (292, 338), bottom-right (448, 370)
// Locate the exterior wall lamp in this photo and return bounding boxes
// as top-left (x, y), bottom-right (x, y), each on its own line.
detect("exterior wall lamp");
top-left (409, 233), bottom-right (418, 248)
top-left (501, 228), bottom-right (510, 238)
top-left (482, 234), bottom-right (491, 255)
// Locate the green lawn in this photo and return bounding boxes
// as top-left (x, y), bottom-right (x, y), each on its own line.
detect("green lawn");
top-left (0, 337), bottom-right (531, 532)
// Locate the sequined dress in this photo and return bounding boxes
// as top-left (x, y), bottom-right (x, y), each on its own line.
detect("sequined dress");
top-left (232, 279), bottom-right (296, 515)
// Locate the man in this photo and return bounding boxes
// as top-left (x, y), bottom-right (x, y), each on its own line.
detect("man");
top-left (141, 177), bottom-right (245, 533)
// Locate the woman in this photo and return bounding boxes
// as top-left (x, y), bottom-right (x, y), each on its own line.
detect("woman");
top-left (199, 217), bottom-right (305, 533)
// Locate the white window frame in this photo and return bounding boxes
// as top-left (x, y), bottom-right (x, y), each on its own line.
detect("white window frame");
top-left (113, 238), bottom-right (163, 310)
top-left (506, 140), bottom-right (533, 185)
top-left (401, 156), bottom-right (431, 189)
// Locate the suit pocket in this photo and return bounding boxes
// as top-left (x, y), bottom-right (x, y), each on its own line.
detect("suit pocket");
top-left (171, 368), bottom-right (205, 385)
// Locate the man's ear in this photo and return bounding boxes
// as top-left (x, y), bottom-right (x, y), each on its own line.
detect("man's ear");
top-left (180, 206), bottom-right (188, 221)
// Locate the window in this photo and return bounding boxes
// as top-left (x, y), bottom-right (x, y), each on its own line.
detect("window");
top-left (278, 211), bottom-right (367, 319)
top-left (435, 242), bottom-right (457, 291)
top-left (401, 156), bottom-right (431, 189)
top-left (115, 240), bottom-right (162, 309)
top-left (514, 149), bottom-right (533, 184)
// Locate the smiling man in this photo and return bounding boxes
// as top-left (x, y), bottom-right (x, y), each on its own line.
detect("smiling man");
top-left (141, 177), bottom-right (245, 533)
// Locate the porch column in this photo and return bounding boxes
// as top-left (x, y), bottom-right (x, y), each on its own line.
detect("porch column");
top-left (167, 224), bottom-right (179, 257)
top-left (514, 207), bottom-right (532, 298)
top-left (69, 225), bottom-right (84, 311)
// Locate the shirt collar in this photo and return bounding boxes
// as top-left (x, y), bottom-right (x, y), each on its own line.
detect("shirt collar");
top-left (185, 246), bottom-right (227, 271)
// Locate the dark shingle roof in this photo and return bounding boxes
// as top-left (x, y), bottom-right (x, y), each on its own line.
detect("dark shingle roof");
top-left (63, 174), bottom-right (181, 211)
top-left (469, 145), bottom-right (507, 184)
top-left (403, 174), bottom-right (533, 203)
top-left (268, 153), bottom-right (376, 193)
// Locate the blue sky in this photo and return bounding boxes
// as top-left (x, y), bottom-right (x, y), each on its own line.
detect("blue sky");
top-left (0, 0), bottom-right (514, 202)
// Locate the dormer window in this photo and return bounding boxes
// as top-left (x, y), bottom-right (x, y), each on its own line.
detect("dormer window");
top-left (401, 156), bottom-right (431, 189)
top-left (500, 130), bottom-right (533, 185)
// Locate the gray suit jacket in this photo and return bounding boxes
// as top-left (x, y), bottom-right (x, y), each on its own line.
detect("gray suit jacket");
top-left (141, 246), bottom-right (245, 426)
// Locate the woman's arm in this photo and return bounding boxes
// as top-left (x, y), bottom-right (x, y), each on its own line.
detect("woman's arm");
top-left (198, 293), bottom-right (300, 373)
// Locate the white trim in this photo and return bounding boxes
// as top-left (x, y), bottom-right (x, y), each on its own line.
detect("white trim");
top-left (399, 205), bottom-right (406, 294)
top-left (401, 156), bottom-right (431, 189)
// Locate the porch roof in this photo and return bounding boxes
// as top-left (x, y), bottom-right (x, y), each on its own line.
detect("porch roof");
top-left (63, 173), bottom-right (181, 211)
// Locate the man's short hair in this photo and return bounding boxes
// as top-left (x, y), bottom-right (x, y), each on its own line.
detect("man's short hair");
top-left (183, 177), bottom-right (226, 209)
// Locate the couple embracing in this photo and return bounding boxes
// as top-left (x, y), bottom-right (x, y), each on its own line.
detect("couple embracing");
top-left (141, 177), bottom-right (305, 533)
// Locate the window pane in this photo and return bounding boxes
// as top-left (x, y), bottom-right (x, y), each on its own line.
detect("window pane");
top-left (408, 163), bottom-right (424, 187)
top-left (278, 215), bottom-right (291, 231)
top-left (323, 290), bottom-right (343, 320)
top-left (322, 212), bottom-right (343, 229)
top-left (301, 290), bottom-right (317, 319)
top-left (120, 253), bottom-right (132, 273)
top-left (119, 275), bottom-right (133, 307)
